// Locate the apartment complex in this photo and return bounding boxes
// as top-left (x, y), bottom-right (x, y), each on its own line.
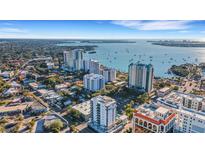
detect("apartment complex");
top-left (83, 73), bottom-right (105, 91)
top-left (63, 49), bottom-right (83, 71)
top-left (89, 59), bottom-right (100, 74)
top-left (175, 107), bottom-right (205, 133)
top-left (82, 59), bottom-right (100, 74)
top-left (157, 91), bottom-right (205, 133)
top-left (101, 68), bottom-right (116, 83)
top-left (128, 63), bottom-right (153, 93)
top-left (89, 95), bottom-right (117, 132)
top-left (132, 103), bottom-right (176, 133)
top-left (157, 91), bottom-right (205, 111)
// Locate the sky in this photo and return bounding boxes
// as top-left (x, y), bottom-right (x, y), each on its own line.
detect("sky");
top-left (0, 20), bottom-right (205, 39)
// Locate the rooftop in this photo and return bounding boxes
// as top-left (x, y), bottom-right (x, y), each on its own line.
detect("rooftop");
top-left (134, 103), bottom-right (175, 125)
top-left (156, 106), bottom-right (169, 115)
top-left (163, 91), bottom-right (205, 107)
top-left (0, 104), bottom-right (28, 113)
top-left (55, 83), bottom-right (70, 89)
top-left (37, 89), bottom-right (48, 95)
top-left (179, 107), bottom-right (205, 120)
top-left (84, 73), bottom-right (104, 79)
top-left (29, 82), bottom-right (38, 88)
top-left (92, 95), bottom-right (116, 106)
top-left (158, 87), bottom-right (171, 93)
top-left (72, 100), bottom-right (91, 116)
top-left (163, 91), bottom-right (184, 105)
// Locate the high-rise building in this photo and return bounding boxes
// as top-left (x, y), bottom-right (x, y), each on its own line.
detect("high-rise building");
top-left (82, 60), bottom-right (90, 72)
top-left (128, 63), bottom-right (153, 93)
top-left (83, 73), bottom-right (105, 91)
top-left (82, 59), bottom-right (100, 74)
top-left (101, 68), bottom-right (116, 83)
top-left (63, 49), bottom-right (83, 71)
top-left (89, 95), bottom-right (117, 132)
top-left (89, 59), bottom-right (100, 74)
top-left (146, 64), bottom-right (154, 93)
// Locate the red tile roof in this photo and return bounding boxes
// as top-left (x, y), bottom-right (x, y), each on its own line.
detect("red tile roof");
top-left (134, 110), bottom-right (176, 125)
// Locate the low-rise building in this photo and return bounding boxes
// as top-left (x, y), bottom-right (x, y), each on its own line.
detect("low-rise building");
top-left (63, 99), bottom-right (72, 106)
top-left (46, 62), bottom-right (55, 69)
top-left (72, 100), bottom-right (91, 121)
top-left (132, 103), bottom-right (176, 133)
top-left (55, 83), bottom-right (70, 91)
top-left (0, 71), bottom-right (14, 78)
top-left (37, 89), bottom-right (49, 96)
top-left (42, 90), bottom-right (63, 107)
top-left (3, 88), bottom-right (20, 96)
top-left (30, 102), bottom-right (48, 115)
top-left (29, 82), bottom-right (46, 91)
top-left (157, 91), bottom-right (205, 112)
top-left (157, 87), bottom-right (171, 97)
top-left (0, 104), bottom-right (29, 116)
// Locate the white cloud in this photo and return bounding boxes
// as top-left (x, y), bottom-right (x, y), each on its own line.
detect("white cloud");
top-left (0, 27), bottom-right (27, 33)
top-left (200, 31), bottom-right (205, 33)
top-left (2, 22), bottom-right (14, 26)
top-left (111, 20), bottom-right (192, 30)
top-left (178, 30), bottom-right (190, 33)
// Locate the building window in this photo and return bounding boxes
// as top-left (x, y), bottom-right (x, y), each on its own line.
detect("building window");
top-left (144, 121), bottom-right (147, 128)
top-left (139, 120), bottom-right (143, 126)
top-left (135, 118), bottom-right (139, 124)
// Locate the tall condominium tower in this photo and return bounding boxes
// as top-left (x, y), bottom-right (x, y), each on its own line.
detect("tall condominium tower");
top-left (63, 49), bottom-right (83, 71)
top-left (128, 63), bottom-right (153, 93)
top-left (89, 59), bottom-right (100, 74)
top-left (89, 95), bottom-right (117, 132)
top-left (101, 68), bottom-right (116, 83)
top-left (82, 59), bottom-right (100, 74)
top-left (83, 73), bottom-right (105, 92)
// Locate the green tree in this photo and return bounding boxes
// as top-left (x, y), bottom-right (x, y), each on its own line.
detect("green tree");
top-left (136, 93), bottom-right (150, 104)
top-left (70, 125), bottom-right (78, 133)
top-left (45, 119), bottom-right (64, 133)
top-left (70, 109), bottom-right (81, 119)
top-left (173, 86), bottom-right (179, 91)
top-left (125, 104), bottom-right (134, 119)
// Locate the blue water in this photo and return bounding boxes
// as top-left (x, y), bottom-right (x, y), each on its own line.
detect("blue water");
top-left (58, 40), bottom-right (205, 77)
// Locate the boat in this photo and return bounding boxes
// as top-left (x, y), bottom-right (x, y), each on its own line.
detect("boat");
top-left (88, 51), bottom-right (96, 54)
